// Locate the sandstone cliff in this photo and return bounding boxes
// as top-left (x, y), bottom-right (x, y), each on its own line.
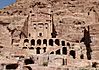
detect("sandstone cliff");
top-left (0, 0), bottom-right (99, 59)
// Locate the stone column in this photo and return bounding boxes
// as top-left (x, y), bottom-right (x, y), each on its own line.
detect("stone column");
top-left (60, 47), bottom-right (62, 55)
top-left (76, 49), bottom-right (80, 59)
top-left (3, 64), bottom-right (6, 70)
top-left (28, 38), bottom-right (31, 47)
top-left (67, 46), bottom-right (70, 56)
top-left (53, 39), bottom-right (55, 46)
top-left (18, 61), bottom-right (24, 70)
top-left (34, 48), bottom-right (36, 54)
top-left (64, 59), bottom-right (67, 65)
top-left (41, 39), bottom-right (43, 46)
top-left (84, 50), bottom-right (87, 60)
top-left (40, 48), bottom-right (44, 54)
top-left (47, 39), bottom-right (49, 47)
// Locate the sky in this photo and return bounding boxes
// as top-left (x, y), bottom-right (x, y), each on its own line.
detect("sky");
top-left (0, 0), bottom-right (16, 9)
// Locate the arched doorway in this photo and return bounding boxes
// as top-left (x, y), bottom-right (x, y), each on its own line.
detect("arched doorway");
top-left (56, 49), bottom-right (60, 55)
top-left (37, 39), bottom-right (41, 45)
top-left (43, 39), bottom-right (47, 46)
top-left (61, 41), bottom-right (65, 46)
top-left (43, 47), bottom-right (46, 53)
top-left (62, 47), bottom-right (67, 55)
top-left (50, 51), bottom-right (54, 54)
top-left (31, 39), bottom-right (35, 46)
top-left (49, 39), bottom-right (53, 46)
top-left (24, 39), bottom-right (29, 47)
top-left (69, 50), bottom-right (76, 59)
top-left (24, 39), bottom-right (29, 43)
top-left (55, 39), bottom-right (60, 46)
top-left (36, 47), bottom-right (41, 54)
top-left (67, 42), bottom-right (70, 46)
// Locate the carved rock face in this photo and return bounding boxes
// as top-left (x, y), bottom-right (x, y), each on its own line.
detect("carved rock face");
top-left (0, 24), bottom-right (11, 47)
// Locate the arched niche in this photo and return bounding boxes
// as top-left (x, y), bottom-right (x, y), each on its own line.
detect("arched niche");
top-left (62, 47), bottom-right (67, 55)
top-left (49, 39), bottom-right (53, 46)
top-left (37, 39), bottom-right (41, 45)
top-left (36, 47), bottom-right (41, 54)
top-left (23, 47), bottom-right (27, 49)
top-left (56, 49), bottom-right (61, 55)
top-left (67, 42), bottom-right (70, 46)
top-left (24, 39), bottom-right (29, 43)
top-left (80, 54), bottom-right (84, 59)
top-left (69, 50), bottom-right (76, 59)
top-left (43, 47), bottom-right (46, 53)
top-left (24, 58), bottom-right (34, 65)
top-left (43, 39), bottom-right (47, 46)
top-left (50, 51), bottom-right (54, 54)
top-left (55, 39), bottom-right (60, 46)
top-left (61, 41), bottom-right (65, 46)
top-left (31, 39), bottom-right (35, 46)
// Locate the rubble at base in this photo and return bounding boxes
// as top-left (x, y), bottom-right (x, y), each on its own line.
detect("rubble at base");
top-left (0, 0), bottom-right (99, 70)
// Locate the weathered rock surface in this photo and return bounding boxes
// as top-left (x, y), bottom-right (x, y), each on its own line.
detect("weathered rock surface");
top-left (0, 0), bottom-right (99, 61)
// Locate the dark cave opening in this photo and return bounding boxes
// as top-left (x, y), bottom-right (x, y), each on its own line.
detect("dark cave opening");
top-left (37, 39), bottom-right (41, 45)
top-left (56, 49), bottom-right (60, 55)
top-left (61, 41), bottom-right (65, 46)
top-left (43, 39), bottom-right (47, 46)
top-left (24, 58), bottom-right (34, 65)
top-left (43, 47), bottom-right (46, 53)
top-left (62, 47), bottom-right (67, 55)
top-left (50, 51), bottom-right (54, 54)
top-left (6, 64), bottom-right (18, 69)
top-left (69, 50), bottom-right (76, 59)
top-left (80, 54), bottom-right (84, 59)
top-left (49, 39), bottom-right (53, 46)
top-left (55, 39), bottom-right (60, 46)
top-left (36, 47), bottom-right (41, 54)
top-left (31, 39), bottom-right (35, 46)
